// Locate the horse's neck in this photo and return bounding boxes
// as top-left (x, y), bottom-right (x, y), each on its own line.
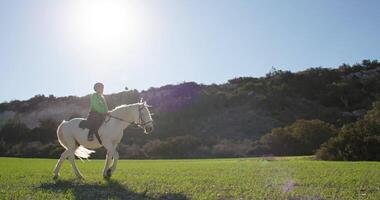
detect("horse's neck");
top-left (110, 105), bottom-right (137, 128)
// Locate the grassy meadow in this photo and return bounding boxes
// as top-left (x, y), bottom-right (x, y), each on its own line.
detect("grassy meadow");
top-left (0, 157), bottom-right (379, 199)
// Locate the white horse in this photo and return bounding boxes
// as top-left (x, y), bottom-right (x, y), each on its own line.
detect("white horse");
top-left (53, 101), bottom-right (153, 179)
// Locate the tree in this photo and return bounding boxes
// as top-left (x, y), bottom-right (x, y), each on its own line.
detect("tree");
top-left (317, 101), bottom-right (380, 161)
top-left (253, 119), bottom-right (337, 156)
top-left (0, 119), bottom-right (30, 143)
top-left (30, 119), bottom-right (58, 143)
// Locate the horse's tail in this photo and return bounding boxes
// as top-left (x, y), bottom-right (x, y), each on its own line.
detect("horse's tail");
top-left (57, 120), bottom-right (68, 149)
top-left (75, 145), bottom-right (95, 160)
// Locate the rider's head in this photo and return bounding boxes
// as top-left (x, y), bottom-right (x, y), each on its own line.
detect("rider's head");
top-left (93, 82), bottom-right (104, 94)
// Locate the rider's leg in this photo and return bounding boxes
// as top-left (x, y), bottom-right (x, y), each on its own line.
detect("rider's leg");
top-left (88, 112), bottom-right (106, 142)
top-left (88, 128), bottom-right (94, 141)
top-left (87, 112), bottom-right (96, 141)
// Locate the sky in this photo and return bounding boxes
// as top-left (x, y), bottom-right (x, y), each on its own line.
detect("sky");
top-left (0, 0), bottom-right (379, 102)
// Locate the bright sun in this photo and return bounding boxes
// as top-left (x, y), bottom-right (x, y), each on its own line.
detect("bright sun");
top-left (66, 0), bottom-right (144, 55)
top-left (79, 2), bottom-right (126, 44)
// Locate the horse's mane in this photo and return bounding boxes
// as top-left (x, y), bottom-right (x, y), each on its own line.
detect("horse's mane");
top-left (110, 103), bottom-right (142, 112)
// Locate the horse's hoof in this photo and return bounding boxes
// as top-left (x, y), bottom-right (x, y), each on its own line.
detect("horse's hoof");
top-left (103, 171), bottom-right (112, 180)
top-left (106, 169), bottom-right (112, 177)
top-left (76, 175), bottom-right (85, 180)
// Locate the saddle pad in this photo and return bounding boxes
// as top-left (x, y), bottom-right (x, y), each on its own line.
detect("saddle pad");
top-left (78, 119), bottom-right (89, 129)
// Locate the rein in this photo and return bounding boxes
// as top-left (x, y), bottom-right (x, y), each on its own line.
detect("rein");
top-left (105, 115), bottom-right (127, 123)
top-left (105, 104), bottom-right (152, 126)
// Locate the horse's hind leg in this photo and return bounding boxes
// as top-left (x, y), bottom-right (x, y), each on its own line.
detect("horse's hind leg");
top-left (53, 149), bottom-right (69, 179)
top-left (67, 148), bottom-right (84, 179)
top-left (65, 138), bottom-right (84, 179)
top-left (68, 150), bottom-right (84, 179)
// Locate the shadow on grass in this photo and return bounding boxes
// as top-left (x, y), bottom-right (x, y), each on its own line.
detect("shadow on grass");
top-left (37, 179), bottom-right (188, 200)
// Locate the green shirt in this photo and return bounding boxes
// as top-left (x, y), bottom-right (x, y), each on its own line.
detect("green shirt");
top-left (90, 93), bottom-right (108, 113)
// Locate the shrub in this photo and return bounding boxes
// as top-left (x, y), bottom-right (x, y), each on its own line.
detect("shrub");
top-left (118, 143), bottom-right (145, 159)
top-left (317, 102), bottom-right (380, 161)
top-left (317, 132), bottom-right (380, 161)
top-left (211, 139), bottom-right (253, 157)
top-left (0, 120), bottom-right (30, 143)
top-left (254, 119), bottom-right (337, 156)
top-left (142, 136), bottom-right (203, 158)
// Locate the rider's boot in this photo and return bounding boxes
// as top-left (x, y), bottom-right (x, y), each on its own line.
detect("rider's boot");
top-left (88, 131), bottom-right (94, 141)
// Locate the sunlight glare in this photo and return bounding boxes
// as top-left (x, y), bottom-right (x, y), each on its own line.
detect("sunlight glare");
top-left (67, 0), bottom-right (144, 57)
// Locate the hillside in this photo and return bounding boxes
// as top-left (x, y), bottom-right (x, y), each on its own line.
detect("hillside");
top-left (0, 60), bottom-right (380, 158)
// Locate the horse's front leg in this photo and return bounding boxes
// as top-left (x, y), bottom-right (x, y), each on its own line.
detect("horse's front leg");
top-left (103, 143), bottom-right (114, 179)
top-left (110, 150), bottom-right (119, 174)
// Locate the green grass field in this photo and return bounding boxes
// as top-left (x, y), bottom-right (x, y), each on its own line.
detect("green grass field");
top-left (0, 157), bottom-right (379, 200)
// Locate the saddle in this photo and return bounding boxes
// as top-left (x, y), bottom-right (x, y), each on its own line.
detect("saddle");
top-left (78, 119), bottom-right (103, 144)
top-left (78, 119), bottom-right (90, 129)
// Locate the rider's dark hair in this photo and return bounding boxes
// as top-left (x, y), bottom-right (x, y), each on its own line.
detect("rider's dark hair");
top-left (93, 82), bottom-right (104, 92)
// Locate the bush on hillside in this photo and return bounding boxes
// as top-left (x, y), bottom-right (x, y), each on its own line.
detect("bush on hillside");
top-left (317, 101), bottom-right (380, 161)
top-left (0, 119), bottom-right (30, 143)
top-left (252, 119), bottom-right (337, 156)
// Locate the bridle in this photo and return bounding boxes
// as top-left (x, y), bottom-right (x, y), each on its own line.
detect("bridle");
top-left (137, 104), bottom-right (153, 126)
top-left (105, 104), bottom-right (152, 127)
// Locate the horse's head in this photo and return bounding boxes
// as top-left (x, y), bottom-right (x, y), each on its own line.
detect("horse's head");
top-left (111, 100), bottom-right (154, 134)
top-left (135, 99), bottom-right (154, 134)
